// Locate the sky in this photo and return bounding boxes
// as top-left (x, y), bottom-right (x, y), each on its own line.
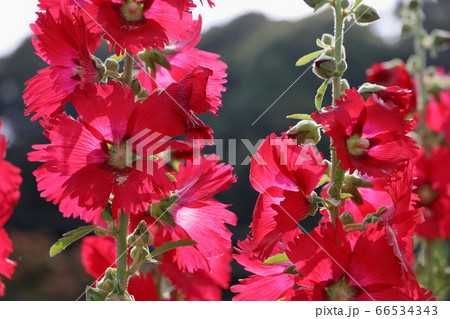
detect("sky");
top-left (0, 0), bottom-right (398, 58)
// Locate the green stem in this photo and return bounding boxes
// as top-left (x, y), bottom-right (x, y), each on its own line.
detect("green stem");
top-left (123, 53), bottom-right (134, 87)
top-left (115, 211), bottom-right (129, 289)
top-left (425, 240), bottom-right (434, 291)
top-left (413, 6), bottom-right (429, 151)
top-left (329, 0), bottom-right (345, 226)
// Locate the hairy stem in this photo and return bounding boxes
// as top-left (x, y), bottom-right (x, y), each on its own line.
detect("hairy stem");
top-left (329, 0), bottom-right (345, 226)
top-left (115, 211), bottom-right (129, 289)
top-left (123, 53), bottom-right (134, 86)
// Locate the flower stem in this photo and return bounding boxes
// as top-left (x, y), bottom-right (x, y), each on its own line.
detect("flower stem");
top-left (115, 210), bottom-right (129, 289)
top-left (329, 0), bottom-right (345, 226)
top-left (123, 53), bottom-right (134, 87)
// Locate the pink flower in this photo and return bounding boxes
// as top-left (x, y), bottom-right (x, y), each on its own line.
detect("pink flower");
top-left (425, 89), bottom-right (450, 141)
top-left (23, 8), bottom-right (100, 121)
top-left (312, 88), bottom-right (419, 177)
top-left (248, 134), bottom-right (326, 258)
top-left (81, 0), bottom-right (195, 55)
top-left (137, 17), bottom-right (227, 115)
top-left (29, 82), bottom-right (188, 222)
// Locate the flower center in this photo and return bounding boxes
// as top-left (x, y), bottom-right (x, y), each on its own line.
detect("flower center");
top-left (346, 134), bottom-right (370, 156)
top-left (326, 277), bottom-right (357, 301)
top-left (417, 183), bottom-right (438, 206)
top-left (121, 0), bottom-right (144, 22)
top-left (108, 142), bottom-right (129, 170)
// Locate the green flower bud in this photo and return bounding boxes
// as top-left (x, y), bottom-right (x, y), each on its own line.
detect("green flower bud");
top-left (354, 4), bottom-right (380, 24)
top-left (131, 78), bottom-right (142, 96)
top-left (127, 220), bottom-right (154, 247)
top-left (321, 33), bottom-right (333, 46)
top-left (430, 29), bottom-right (450, 51)
top-left (340, 79), bottom-right (350, 92)
top-left (105, 59), bottom-right (120, 73)
top-left (313, 56), bottom-right (337, 79)
top-left (357, 82), bottom-right (386, 100)
top-left (304, 0), bottom-right (328, 10)
top-left (286, 120), bottom-right (321, 144)
top-left (336, 60), bottom-right (347, 73)
top-left (341, 0), bottom-right (350, 10)
top-left (339, 211), bottom-right (354, 225)
top-left (86, 286), bottom-right (107, 301)
top-left (97, 268), bottom-right (117, 293)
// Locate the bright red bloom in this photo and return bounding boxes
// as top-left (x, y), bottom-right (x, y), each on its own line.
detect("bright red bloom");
top-left (137, 17), bottom-right (227, 115)
top-left (249, 134), bottom-right (326, 258)
top-left (373, 86), bottom-right (416, 121)
top-left (286, 222), bottom-right (432, 301)
top-left (367, 60), bottom-right (416, 111)
top-left (425, 89), bottom-right (450, 140)
top-left (0, 121), bottom-right (22, 297)
top-left (23, 8), bottom-right (100, 121)
top-left (312, 88), bottom-right (419, 177)
top-left (81, 0), bottom-right (195, 55)
top-left (81, 234), bottom-right (231, 300)
top-left (130, 154), bottom-right (237, 272)
top-left (414, 147), bottom-right (450, 239)
top-left (29, 82), bottom-right (188, 222)
top-left (231, 230), bottom-right (300, 301)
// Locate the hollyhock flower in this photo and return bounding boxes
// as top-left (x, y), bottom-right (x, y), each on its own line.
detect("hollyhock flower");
top-left (286, 221), bottom-right (432, 301)
top-left (81, 0), bottom-right (196, 55)
top-left (248, 134), bottom-right (326, 258)
top-left (231, 230), bottom-right (300, 301)
top-left (312, 88), bottom-right (419, 177)
top-left (129, 154), bottom-right (237, 272)
top-left (425, 89), bottom-right (450, 141)
top-left (137, 17), bottom-right (227, 115)
top-left (29, 82), bottom-right (189, 222)
top-left (0, 122), bottom-right (22, 297)
top-left (374, 86), bottom-right (416, 121)
top-left (23, 8), bottom-right (101, 121)
top-left (414, 147), bottom-right (450, 239)
top-left (367, 60), bottom-right (416, 110)
top-left (81, 234), bottom-right (231, 300)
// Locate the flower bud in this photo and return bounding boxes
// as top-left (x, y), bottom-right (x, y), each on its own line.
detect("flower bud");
top-left (339, 211), bottom-right (354, 225)
top-left (86, 286), bottom-right (107, 301)
top-left (357, 82), bottom-right (386, 100)
top-left (286, 120), bottom-right (321, 144)
top-left (340, 79), bottom-right (350, 92)
top-left (105, 59), bottom-right (120, 73)
top-left (341, 0), bottom-right (350, 10)
top-left (131, 78), bottom-right (142, 96)
top-left (97, 268), bottom-right (117, 293)
top-left (313, 56), bottom-right (337, 79)
top-left (127, 220), bottom-right (154, 247)
top-left (430, 29), bottom-right (450, 51)
top-left (336, 60), bottom-right (347, 73)
top-left (321, 33), bottom-right (333, 46)
top-left (92, 56), bottom-right (106, 83)
top-left (303, 0), bottom-right (328, 10)
top-left (354, 4), bottom-right (380, 24)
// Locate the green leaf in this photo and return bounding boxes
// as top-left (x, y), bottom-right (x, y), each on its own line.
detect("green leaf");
top-left (50, 225), bottom-right (97, 257)
top-left (295, 49), bottom-right (325, 66)
top-left (263, 253), bottom-right (289, 265)
top-left (315, 78), bottom-right (330, 110)
top-left (334, 165), bottom-right (345, 190)
top-left (338, 193), bottom-right (353, 199)
top-left (316, 38), bottom-right (327, 48)
top-left (146, 239), bottom-right (197, 259)
top-left (286, 113), bottom-right (313, 120)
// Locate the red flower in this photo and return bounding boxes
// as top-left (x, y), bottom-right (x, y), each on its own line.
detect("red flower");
top-left (129, 154), bottom-right (237, 273)
top-left (23, 8), bottom-right (100, 121)
top-left (81, 234), bottom-right (231, 300)
top-left (81, 0), bottom-right (195, 55)
top-left (0, 121), bottom-right (22, 297)
top-left (249, 134), bottom-right (326, 258)
top-left (231, 230), bottom-right (300, 301)
top-left (312, 88), bottom-right (419, 177)
top-left (367, 60), bottom-right (416, 111)
top-left (286, 222), bottom-right (432, 301)
top-left (425, 89), bottom-right (450, 141)
top-left (414, 146), bottom-right (450, 239)
top-left (137, 17), bottom-right (227, 115)
top-left (29, 82), bottom-right (187, 222)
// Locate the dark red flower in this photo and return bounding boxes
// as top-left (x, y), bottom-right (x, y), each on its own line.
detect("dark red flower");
top-left (312, 88), bottom-right (419, 177)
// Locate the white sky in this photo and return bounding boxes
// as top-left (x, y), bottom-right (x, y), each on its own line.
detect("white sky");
top-left (0, 0), bottom-right (397, 58)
